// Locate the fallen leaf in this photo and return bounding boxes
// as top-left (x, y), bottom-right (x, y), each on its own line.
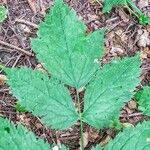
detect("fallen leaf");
top-left (110, 47), bottom-right (124, 56)
top-left (146, 25), bottom-right (150, 32)
top-left (100, 135), bottom-right (112, 146)
top-left (27, 0), bottom-right (37, 14)
top-left (88, 128), bottom-right (99, 142)
top-left (35, 123), bottom-right (43, 129)
top-left (128, 100), bottom-right (137, 110)
top-left (0, 0), bottom-right (6, 4)
top-left (79, 132), bottom-right (89, 149)
top-left (0, 74), bottom-right (7, 85)
top-left (125, 106), bottom-right (135, 114)
top-left (35, 64), bottom-right (46, 73)
top-left (122, 123), bottom-right (134, 128)
top-left (17, 24), bottom-right (31, 33)
top-left (19, 114), bottom-right (30, 127)
top-left (118, 8), bottom-right (129, 23)
top-left (137, 29), bottom-right (150, 47)
top-left (137, 0), bottom-right (149, 9)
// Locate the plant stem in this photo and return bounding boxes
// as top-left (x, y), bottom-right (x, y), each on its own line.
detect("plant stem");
top-left (0, 64), bottom-right (5, 72)
top-left (124, 4), bottom-right (139, 18)
top-left (76, 90), bottom-right (84, 150)
top-left (126, 0), bottom-right (143, 16)
top-left (125, 0), bottom-right (144, 19)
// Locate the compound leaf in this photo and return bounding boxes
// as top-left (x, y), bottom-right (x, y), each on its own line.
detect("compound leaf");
top-left (5, 67), bottom-right (78, 129)
top-left (104, 121), bottom-right (150, 150)
top-left (31, 0), bottom-right (104, 89)
top-left (102, 0), bottom-right (126, 12)
top-left (82, 55), bottom-right (140, 128)
top-left (0, 117), bottom-right (51, 150)
top-left (135, 86), bottom-right (150, 115)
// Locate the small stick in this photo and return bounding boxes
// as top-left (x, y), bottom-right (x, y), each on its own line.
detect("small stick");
top-left (15, 18), bottom-right (38, 29)
top-left (12, 54), bottom-right (22, 68)
top-left (0, 40), bottom-right (34, 56)
top-left (120, 112), bottom-right (143, 118)
top-left (128, 112), bottom-right (143, 117)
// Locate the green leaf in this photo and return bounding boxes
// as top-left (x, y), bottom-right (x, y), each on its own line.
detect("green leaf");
top-left (60, 145), bottom-right (69, 150)
top-left (139, 15), bottom-right (150, 25)
top-left (0, 5), bottom-right (7, 23)
top-left (104, 121), bottom-right (150, 150)
top-left (92, 145), bottom-right (103, 150)
top-left (82, 55), bottom-right (140, 128)
top-left (108, 118), bottom-right (123, 130)
top-left (15, 103), bottom-right (27, 112)
top-left (0, 117), bottom-right (51, 150)
top-left (5, 67), bottom-right (78, 129)
top-left (102, 0), bottom-right (126, 12)
top-left (135, 86), bottom-right (150, 115)
top-left (31, 0), bottom-right (104, 89)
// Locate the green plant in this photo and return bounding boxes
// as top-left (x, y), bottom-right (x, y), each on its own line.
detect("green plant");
top-left (15, 103), bottom-right (27, 112)
top-left (0, 117), bottom-right (51, 149)
top-left (134, 86), bottom-right (150, 115)
top-left (102, 0), bottom-right (150, 25)
top-left (92, 121), bottom-right (150, 149)
top-left (0, 117), bottom-right (69, 149)
top-left (0, 5), bottom-right (7, 23)
top-left (92, 145), bottom-right (101, 150)
top-left (1, 115), bottom-right (150, 150)
top-left (2, 0), bottom-right (149, 149)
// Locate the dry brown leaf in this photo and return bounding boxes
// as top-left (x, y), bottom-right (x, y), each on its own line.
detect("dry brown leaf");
top-left (118, 8), bottom-right (129, 23)
top-left (144, 47), bottom-right (150, 56)
top-left (137, 0), bottom-right (149, 9)
top-left (89, 0), bottom-right (102, 4)
top-left (19, 114), bottom-right (30, 127)
top-left (137, 29), bottom-right (150, 47)
top-left (124, 106), bottom-right (135, 114)
top-left (17, 24), bottom-right (31, 33)
top-left (128, 100), bottom-right (137, 110)
top-left (100, 135), bottom-right (112, 146)
top-left (27, 0), bottom-right (37, 14)
top-left (27, 0), bottom-right (48, 15)
top-left (0, 74), bottom-right (7, 85)
top-left (0, 0), bottom-right (6, 4)
top-left (35, 64), bottom-right (46, 73)
top-left (110, 47), bottom-right (124, 55)
top-left (122, 122), bottom-right (134, 128)
top-left (35, 123), bottom-right (43, 129)
top-left (141, 47), bottom-right (150, 59)
top-left (52, 145), bottom-right (59, 150)
top-left (79, 132), bottom-right (89, 149)
top-left (88, 128), bottom-right (99, 142)
top-left (146, 25), bottom-right (150, 32)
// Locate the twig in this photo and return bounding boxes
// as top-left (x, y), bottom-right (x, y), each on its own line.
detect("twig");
top-left (15, 18), bottom-right (38, 28)
top-left (27, 0), bottom-right (37, 14)
top-left (59, 135), bottom-right (78, 140)
top-left (128, 112), bottom-right (143, 117)
top-left (0, 40), bottom-right (34, 56)
top-left (120, 112), bottom-right (143, 118)
top-left (12, 54), bottom-right (22, 67)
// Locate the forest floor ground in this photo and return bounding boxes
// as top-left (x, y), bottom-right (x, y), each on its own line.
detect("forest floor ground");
top-left (0, 0), bottom-right (150, 149)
